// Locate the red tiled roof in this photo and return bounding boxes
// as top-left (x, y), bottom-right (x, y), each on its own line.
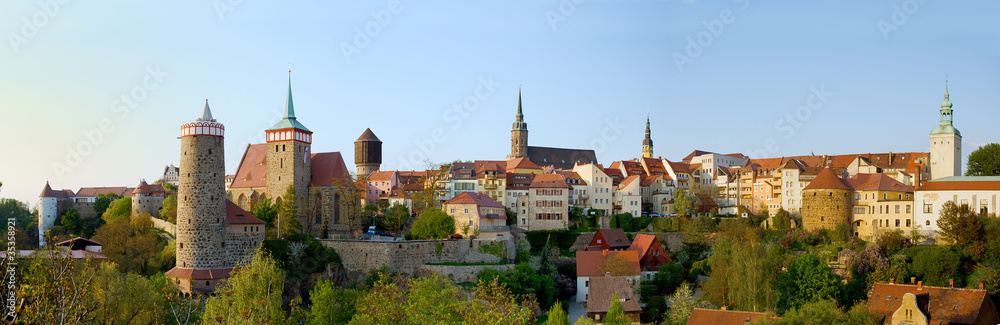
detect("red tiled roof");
top-left (594, 228), bottom-right (631, 249)
top-left (666, 161), bottom-right (694, 174)
top-left (576, 250), bottom-right (640, 277)
top-left (803, 168), bottom-right (851, 191)
top-left (640, 175), bottom-right (660, 187)
top-left (443, 191), bottom-right (503, 208)
top-left (681, 150), bottom-right (715, 163)
top-left (310, 152), bottom-right (350, 187)
top-left (165, 267), bottom-right (235, 280)
top-left (628, 234), bottom-right (655, 258)
top-left (618, 175), bottom-right (640, 189)
top-left (225, 200), bottom-right (265, 224)
top-left (916, 180), bottom-right (1000, 192)
top-left (39, 182), bottom-right (74, 198)
top-left (587, 276), bottom-right (642, 314)
top-left (847, 173), bottom-right (914, 193)
top-left (75, 187), bottom-right (130, 198)
top-left (529, 174), bottom-right (570, 189)
top-left (867, 283), bottom-right (995, 325)
top-left (507, 157), bottom-right (541, 171)
top-left (641, 157), bottom-right (667, 175)
top-left (367, 170), bottom-right (395, 181)
top-left (686, 308), bottom-right (773, 325)
top-left (133, 181), bottom-right (165, 194)
top-left (230, 143), bottom-right (267, 188)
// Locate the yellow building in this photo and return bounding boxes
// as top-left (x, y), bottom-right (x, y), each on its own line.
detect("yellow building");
top-left (443, 191), bottom-right (510, 240)
top-left (847, 173), bottom-right (915, 241)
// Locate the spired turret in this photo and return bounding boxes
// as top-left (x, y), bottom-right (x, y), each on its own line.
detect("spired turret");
top-left (168, 100), bottom-right (230, 294)
top-left (509, 87), bottom-right (528, 159)
top-left (355, 128), bottom-right (382, 179)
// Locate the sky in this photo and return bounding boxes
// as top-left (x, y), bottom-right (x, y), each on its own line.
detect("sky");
top-left (1, 0), bottom-right (998, 206)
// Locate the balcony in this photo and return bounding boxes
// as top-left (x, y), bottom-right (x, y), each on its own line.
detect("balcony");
top-left (480, 225), bottom-right (510, 232)
top-left (483, 183), bottom-right (498, 190)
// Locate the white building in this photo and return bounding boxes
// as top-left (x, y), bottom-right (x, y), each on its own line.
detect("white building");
top-left (614, 175), bottom-right (642, 217)
top-left (929, 82), bottom-right (962, 180)
top-left (573, 163), bottom-right (613, 215)
top-left (914, 176), bottom-right (1000, 242)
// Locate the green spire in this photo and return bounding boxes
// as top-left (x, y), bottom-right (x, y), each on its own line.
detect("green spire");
top-left (931, 78), bottom-right (959, 136)
top-left (267, 69), bottom-right (310, 131)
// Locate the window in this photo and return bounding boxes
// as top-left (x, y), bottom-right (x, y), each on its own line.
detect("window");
top-left (926, 220), bottom-right (930, 226)
top-left (895, 219), bottom-right (900, 227)
top-left (906, 219), bottom-right (911, 227)
top-left (923, 200), bottom-right (932, 213)
top-left (981, 199), bottom-right (989, 215)
top-left (906, 205), bottom-right (911, 214)
top-left (895, 205), bottom-right (900, 213)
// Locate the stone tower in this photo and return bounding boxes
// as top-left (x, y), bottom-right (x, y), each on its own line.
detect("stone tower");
top-left (930, 80), bottom-right (962, 180)
top-left (131, 180), bottom-right (164, 217)
top-left (37, 182), bottom-right (59, 247)
top-left (642, 114), bottom-right (654, 158)
top-left (801, 168), bottom-right (853, 231)
top-left (174, 100), bottom-right (228, 275)
top-left (509, 88), bottom-right (528, 159)
top-left (355, 128), bottom-right (382, 179)
top-left (265, 72), bottom-right (313, 215)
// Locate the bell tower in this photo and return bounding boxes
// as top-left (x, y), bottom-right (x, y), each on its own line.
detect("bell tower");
top-left (509, 87), bottom-right (528, 159)
top-left (929, 79), bottom-right (962, 179)
top-left (642, 114), bottom-right (654, 158)
top-left (266, 71), bottom-right (313, 214)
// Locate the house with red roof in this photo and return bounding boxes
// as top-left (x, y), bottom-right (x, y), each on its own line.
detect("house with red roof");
top-left (914, 176), bottom-right (1000, 244)
top-left (443, 192), bottom-right (509, 240)
top-left (587, 228), bottom-right (631, 251)
top-left (586, 276), bottom-right (642, 323)
top-left (867, 282), bottom-right (1000, 325)
top-left (515, 174), bottom-right (571, 231)
top-left (575, 250), bottom-right (641, 302)
top-left (629, 234), bottom-right (671, 279)
top-left (686, 308), bottom-right (775, 325)
top-left (847, 173), bottom-right (915, 241)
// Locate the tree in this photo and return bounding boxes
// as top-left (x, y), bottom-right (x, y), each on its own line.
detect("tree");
top-left (460, 279), bottom-right (536, 325)
top-left (597, 253), bottom-right (637, 277)
top-left (307, 280), bottom-right (361, 325)
top-left (17, 245), bottom-right (100, 323)
top-left (57, 206), bottom-right (81, 234)
top-left (385, 203), bottom-right (410, 239)
top-left (410, 208), bottom-right (456, 240)
top-left (937, 200), bottom-right (982, 246)
top-left (333, 174), bottom-right (367, 237)
top-left (249, 198), bottom-right (278, 229)
top-left (748, 203), bottom-right (768, 228)
top-left (92, 212), bottom-right (169, 275)
top-left (350, 276), bottom-right (406, 325)
top-left (664, 283), bottom-right (712, 325)
top-left (673, 189), bottom-right (698, 217)
top-left (603, 293), bottom-right (630, 325)
top-left (159, 194), bottom-right (178, 222)
top-left (203, 249), bottom-right (285, 324)
top-left (778, 254), bottom-right (842, 313)
top-left (910, 246), bottom-right (961, 287)
top-left (404, 275), bottom-right (464, 324)
top-left (757, 300), bottom-right (877, 325)
top-left (544, 301), bottom-right (569, 325)
top-left (966, 143), bottom-right (1000, 176)
top-left (410, 162), bottom-right (446, 213)
top-left (90, 262), bottom-right (164, 324)
top-left (773, 208), bottom-right (791, 230)
top-left (277, 184), bottom-right (302, 238)
top-left (93, 193), bottom-right (122, 217)
top-left (728, 242), bottom-right (779, 312)
top-left (478, 263), bottom-right (557, 310)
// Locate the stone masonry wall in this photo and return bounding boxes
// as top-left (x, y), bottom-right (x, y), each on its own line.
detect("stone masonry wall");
top-left (150, 217), bottom-right (176, 237)
top-left (419, 264), bottom-right (515, 283)
top-left (802, 189), bottom-right (853, 231)
top-left (176, 134), bottom-right (228, 269)
top-left (321, 238), bottom-right (516, 274)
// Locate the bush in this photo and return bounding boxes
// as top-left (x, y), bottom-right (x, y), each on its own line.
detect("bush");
top-left (261, 233), bottom-right (341, 282)
top-left (525, 230), bottom-right (579, 255)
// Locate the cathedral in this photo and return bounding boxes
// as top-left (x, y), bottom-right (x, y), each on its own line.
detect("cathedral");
top-left (226, 73), bottom-right (379, 236)
top-left (507, 88), bottom-right (599, 169)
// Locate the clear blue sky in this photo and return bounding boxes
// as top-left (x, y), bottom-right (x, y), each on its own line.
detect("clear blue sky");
top-left (1, 1), bottom-right (998, 206)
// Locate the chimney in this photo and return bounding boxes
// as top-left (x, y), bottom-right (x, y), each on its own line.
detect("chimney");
top-left (890, 278), bottom-right (895, 284)
top-left (950, 279), bottom-right (955, 288)
top-left (911, 277), bottom-right (916, 285)
top-left (720, 306), bottom-right (727, 311)
top-left (603, 250), bottom-right (607, 257)
top-left (980, 283), bottom-right (985, 290)
top-left (917, 281), bottom-right (923, 290)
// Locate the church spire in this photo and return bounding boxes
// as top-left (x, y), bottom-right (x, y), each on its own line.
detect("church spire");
top-left (931, 77), bottom-right (959, 136)
top-left (284, 69), bottom-right (296, 120)
top-left (516, 86), bottom-right (524, 123)
top-left (198, 99), bottom-right (214, 122)
top-left (267, 68), bottom-right (310, 132)
top-left (642, 113), bottom-right (654, 158)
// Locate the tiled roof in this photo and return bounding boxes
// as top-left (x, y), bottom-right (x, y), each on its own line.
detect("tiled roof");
top-left (586, 276), bottom-right (642, 314)
top-left (681, 150), bottom-right (716, 163)
top-left (666, 161), bottom-right (694, 174)
top-left (802, 168), bottom-right (851, 191)
top-left (629, 234), bottom-right (668, 261)
top-left (642, 157), bottom-right (667, 175)
top-left (225, 200), bottom-right (265, 224)
top-left (388, 187), bottom-right (410, 199)
top-left (576, 250), bottom-right (640, 277)
top-left (367, 170), bottom-right (395, 181)
top-left (506, 157), bottom-right (541, 171)
top-left (618, 175), bottom-right (640, 189)
top-left (640, 175), bottom-right (660, 187)
top-left (39, 182), bottom-right (74, 198)
top-left (356, 128), bottom-right (380, 141)
top-left (529, 174), bottom-right (570, 189)
top-left (847, 173), bottom-right (914, 193)
top-left (443, 191), bottom-right (504, 208)
top-left (916, 178), bottom-right (1000, 191)
top-left (53, 237), bottom-right (102, 250)
top-left (75, 187), bottom-right (131, 198)
top-left (595, 228), bottom-right (631, 249)
top-left (133, 181), bottom-right (165, 194)
top-left (867, 283), bottom-right (994, 325)
top-left (309, 152), bottom-right (350, 187)
top-left (230, 144), bottom-right (267, 188)
top-left (505, 173), bottom-right (534, 190)
top-left (165, 267), bottom-right (235, 280)
top-left (526, 146), bottom-right (598, 170)
top-left (686, 308), bottom-right (773, 325)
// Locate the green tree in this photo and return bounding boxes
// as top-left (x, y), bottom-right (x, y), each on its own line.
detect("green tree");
top-left (756, 300), bottom-right (877, 325)
top-left (250, 198), bottom-right (278, 229)
top-left (410, 208), bottom-right (456, 240)
top-left (350, 276), bottom-right (406, 325)
top-left (94, 193), bottom-right (123, 217)
top-left (58, 206), bottom-right (81, 234)
top-left (778, 254), bottom-right (842, 312)
top-left (278, 184), bottom-right (302, 238)
top-left (910, 246), bottom-right (961, 287)
top-left (966, 143), bottom-right (1000, 176)
top-left (385, 203), bottom-right (410, 239)
top-left (673, 189), bottom-right (698, 217)
top-left (603, 293), bottom-right (630, 325)
top-left (404, 275), bottom-right (464, 324)
top-left (203, 249), bottom-right (285, 324)
top-left (478, 263), bottom-right (557, 309)
top-left (100, 197), bottom-right (133, 222)
top-left (159, 194), bottom-right (178, 222)
top-left (664, 284), bottom-right (711, 325)
top-left (307, 280), bottom-right (361, 325)
top-left (92, 212), bottom-right (169, 275)
top-left (544, 301), bottom-right (569, 325)
top-left (728, 242), bottom-right (779, 312)
top-left (90, 262), bottom-right (164, 324)
top-left (773, 208), bottom-right (791, 230)
top-left (17, 245), bottom-right (100, 323)
top-left (937, 200), bottom-right (982, 246)
top-left (460, 279), bottom-right (536, 325)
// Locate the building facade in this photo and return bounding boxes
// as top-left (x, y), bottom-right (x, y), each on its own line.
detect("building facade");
top-left (929, 82), bottom-right (962, 180)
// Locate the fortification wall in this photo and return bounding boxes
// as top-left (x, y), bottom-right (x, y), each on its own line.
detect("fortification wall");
top-left (419, 264), bottom-right (515, 283)
top-left (321, 238), bottom-right (515, 274)
top-left (150, 217), bottom-right (176, 237)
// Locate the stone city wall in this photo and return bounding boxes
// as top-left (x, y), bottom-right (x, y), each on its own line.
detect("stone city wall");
top-left (321, 238), bottom-right (515, 274)
top-left (150, 217), bottom-right (176, 237)
top-left (419, 263), bottom-right (515, 283)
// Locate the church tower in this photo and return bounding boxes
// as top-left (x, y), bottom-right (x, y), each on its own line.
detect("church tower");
top-left (355, 128), bottom-right (382, 179)
top-left (509, 88), bottom-right (528, 159)
top-left (266, 71), bottom-right (313, 215)
top-left (642, 114), bottom-right (654, 158)
top-left (930, 80), bottom-right (962, 179)
top-left (171, 100), bottom-right (229, 291)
